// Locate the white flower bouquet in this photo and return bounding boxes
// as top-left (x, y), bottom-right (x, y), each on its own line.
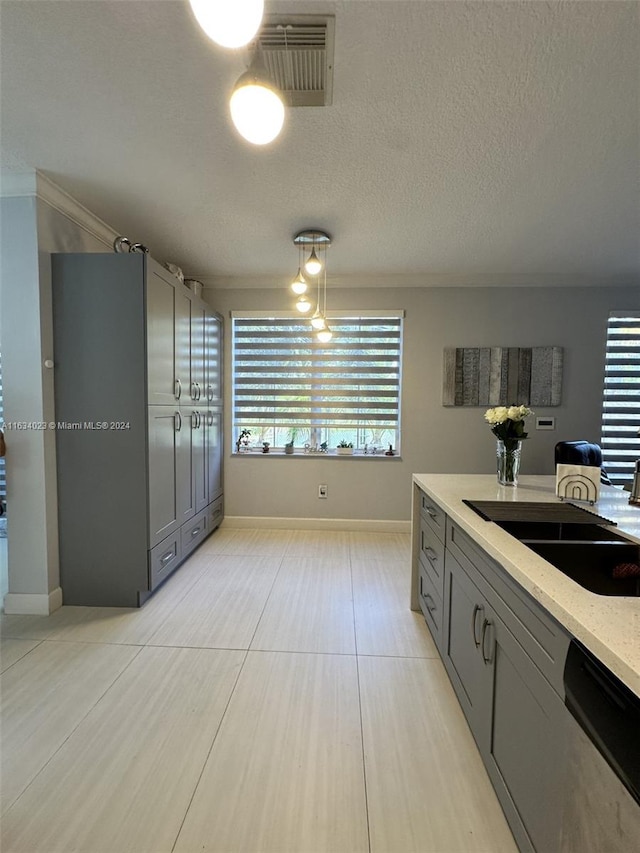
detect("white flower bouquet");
top-left (484, 405), bottom-right (533, 449)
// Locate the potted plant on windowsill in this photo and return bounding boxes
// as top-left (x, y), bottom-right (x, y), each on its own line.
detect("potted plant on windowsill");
top-left (337, 440), bottom-right (354, 456)
top-left (284, 429), bottom-right (297, 455)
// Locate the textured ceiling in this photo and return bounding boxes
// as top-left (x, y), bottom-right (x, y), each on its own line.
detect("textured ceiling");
top-left (1, 0), bottom-right (638, 287)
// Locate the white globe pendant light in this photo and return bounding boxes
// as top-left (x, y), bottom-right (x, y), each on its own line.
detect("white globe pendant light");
top-left (189, 0), bottom-right (264, 49)
top-left (316, 325), bottom-right (333, 343)
top-left (296, 294), bottom-right (312, 314)
top-left (290, 269), bottom-right (308, 295)
top-left (230, 55), bottom-right (285, 146)
top-left (304, 247), bottom-right (322, 276)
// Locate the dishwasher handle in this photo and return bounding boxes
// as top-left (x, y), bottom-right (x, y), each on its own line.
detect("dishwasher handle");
top-left (564, 639), bottom-right (640, 805)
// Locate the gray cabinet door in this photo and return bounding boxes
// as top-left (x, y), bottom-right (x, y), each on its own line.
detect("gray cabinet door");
top-left (192, 408), bottom-right (208, 513)
top-left (207, 408), bottom-right (223, 502)
top-left (146, 263), bottom-right (178, 406)
top-left (444, 551), bottom-right (493, 751)
top-left (489, 619), bottom-right (568, 853)
top-left (205, 310), bottom-right (223, 405)
top-left (190, 303), bottom-right (206, 402)
top-left (175, 287), bottom-right (191, 406)
top-left (148, 406), bottom-right (180, 546)
top-left (176, 408), bottom-right (196, 524)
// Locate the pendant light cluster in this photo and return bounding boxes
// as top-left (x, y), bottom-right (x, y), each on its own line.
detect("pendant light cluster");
top-left (188, 0), bottom-right (286, 146)
top-left (291, 230), bottom-right (332, 343)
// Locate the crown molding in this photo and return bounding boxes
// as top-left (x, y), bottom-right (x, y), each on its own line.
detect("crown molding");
top-left (0, 169), bottom-right (118, 248)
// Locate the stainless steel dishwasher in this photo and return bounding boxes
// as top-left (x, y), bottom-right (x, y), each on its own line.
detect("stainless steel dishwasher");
top-left (559, 639), bottom-right (640, 851)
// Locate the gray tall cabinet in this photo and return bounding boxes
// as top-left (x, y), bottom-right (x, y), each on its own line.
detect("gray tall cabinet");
top-left (52, 253), bottom-right (223, 606)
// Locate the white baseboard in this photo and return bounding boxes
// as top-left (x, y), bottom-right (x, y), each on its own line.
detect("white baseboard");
top-left (222, 516), bottom-right (411, 533)
top-left (3, 587), bottom-right (63, 615)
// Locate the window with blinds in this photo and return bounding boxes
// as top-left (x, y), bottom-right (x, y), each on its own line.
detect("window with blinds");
top-left (232, 313), bottom-right (403, 453)
top-left (600, 312), bottom-right (640, 486)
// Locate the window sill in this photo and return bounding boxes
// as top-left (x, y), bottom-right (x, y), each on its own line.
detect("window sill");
top-left (232, 450), bottom-right (401, 460)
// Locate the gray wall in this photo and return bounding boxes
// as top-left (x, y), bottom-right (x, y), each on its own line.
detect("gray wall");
top-left (1, 194), bottom-right (109, 605)
top-left (207, 284), bottom-right (639, 521)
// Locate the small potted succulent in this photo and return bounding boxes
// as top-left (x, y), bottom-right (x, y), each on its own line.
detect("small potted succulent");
top-left (337, 440), bottom-right (354, 456)
top-left (262, 441), bottom-right (270, 454)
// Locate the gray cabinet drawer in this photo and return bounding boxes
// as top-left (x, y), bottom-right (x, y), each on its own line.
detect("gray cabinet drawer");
top-left (206, 496), bottom-right (224, 533)
top-left (181, 508), bottom-right (208, 559)
top-left (419, 562), bottom-right (444, 650)
top-left (419, 515), bottom-right (445, 599)
top-left (447, 521), bottom-right (570, 696)
top-left (419, 491), bottom-right (446, 542)
top-left (149, 532), bottom-right (182, 591)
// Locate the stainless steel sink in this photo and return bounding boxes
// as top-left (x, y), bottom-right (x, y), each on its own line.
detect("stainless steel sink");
top-left (524, 541), bottom-right (640, 597)
top-left (496, 520), bottom-right (626, 542)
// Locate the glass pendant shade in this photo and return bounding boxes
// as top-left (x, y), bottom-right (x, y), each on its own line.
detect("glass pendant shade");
top-left (310, 309), bottom-right (327, 330)
top-left (230, 72), bottom-right (285, 145)
top-left (290, 269), bottom-right (307, 295)
top-left (304, 247), bottom-right (322, 276)
top-left (316, 326), bottom-right (333, 343)
top-left (295, 294), bottom-right (312, 313)
top-left (189, 0), bottom-right (264, 48)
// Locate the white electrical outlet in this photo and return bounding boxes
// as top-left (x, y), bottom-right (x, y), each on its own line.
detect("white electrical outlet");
top-left (318, 484), bottom-right (328, 498)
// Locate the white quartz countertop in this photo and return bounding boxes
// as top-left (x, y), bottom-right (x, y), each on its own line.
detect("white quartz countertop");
top-left (412, 474), bottom-right (640, 697)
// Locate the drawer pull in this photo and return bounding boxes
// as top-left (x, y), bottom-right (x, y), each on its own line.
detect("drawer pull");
top-left (190, 525), bottom-right (201, 537)
top-left (472, 603), bottom-right (484, 648)
top-left (424, 546), bottom-right (438, 563)
top-left (160, 549), bottom-right (174, 565)
top-left (424, 502), bottom-right (438, 519)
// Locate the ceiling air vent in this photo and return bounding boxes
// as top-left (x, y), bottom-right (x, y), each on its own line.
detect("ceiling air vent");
top-left (257, 16), bottom-right (335, 107)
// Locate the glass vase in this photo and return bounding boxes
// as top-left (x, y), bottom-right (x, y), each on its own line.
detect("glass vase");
top-left (497, 439), bottom-right (522, 486)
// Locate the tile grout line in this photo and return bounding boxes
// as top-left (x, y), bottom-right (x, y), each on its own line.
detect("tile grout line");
top-left (244, 551), bottom-right (288, 652)
top-left (169, 645), bottom-right (251, 853)
top-left (349, 541), bottom-right (373, 853)
top-left (169, 546), bottom-right (289, 852)
top-left (0, 642), bottom-right (147, 817)
top-left (0, 637), bottom-right (46, 674)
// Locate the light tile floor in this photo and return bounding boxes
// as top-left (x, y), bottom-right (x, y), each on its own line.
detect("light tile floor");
top-left (0, 528), bottom-right (517, 853)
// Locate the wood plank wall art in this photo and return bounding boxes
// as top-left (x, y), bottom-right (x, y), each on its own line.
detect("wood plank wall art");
top-left (442, 347), bottom-right (563, 407)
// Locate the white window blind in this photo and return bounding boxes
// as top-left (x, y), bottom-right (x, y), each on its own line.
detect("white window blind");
top-left (232, 314), bottom-right (402, 450)
top-left (600, 312), bottom-right (640, 486)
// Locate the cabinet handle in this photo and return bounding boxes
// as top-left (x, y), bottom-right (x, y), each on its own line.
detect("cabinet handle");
top-left (175, 412), bottom-right (182, 432)
top-left (207, 412), bottom-right (214, 427)
top-left (424, 592), bottom-right (437, 614)
top-left (481, 618), bottom-right (493, 665)
top-left (191, 382), bottom-right (197, 400)
top-left (472, 604), bottom-right (483, 648)
top-left (196, 382), bottom-right (201, 400)
top-left (424, 546), bottom-right (438, 563)
top-left (190, 525), bottom-right (201, 537)
top-left (207, 384), bottom-right (213, 401)
top-left (160, 549), bottom-right (174, 565)
top-left (424, 502), bottom-right (438, 519)
top-left (175, 378), bottom-right (182, 400)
